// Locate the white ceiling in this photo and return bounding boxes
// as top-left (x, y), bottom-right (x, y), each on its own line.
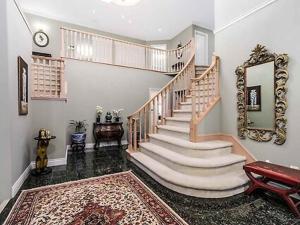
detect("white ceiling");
top-left (18, 0), bottom-right (214, 41)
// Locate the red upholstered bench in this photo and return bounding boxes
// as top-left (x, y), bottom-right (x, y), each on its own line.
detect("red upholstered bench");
top-left (244, 161), bottom-right (300, 217)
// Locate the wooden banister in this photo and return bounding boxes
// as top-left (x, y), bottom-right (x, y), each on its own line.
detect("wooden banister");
top-left (190, 55), bottom-right (220, 142)
top-left (128, 47), bottom-right (196, 151)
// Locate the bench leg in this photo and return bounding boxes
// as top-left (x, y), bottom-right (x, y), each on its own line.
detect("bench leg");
top-left (281, 194), bottom-right (300, 217)
top-left (245, 171), bottom-right (260, 194)
top-left (245, 170), bottom-right (300, 217)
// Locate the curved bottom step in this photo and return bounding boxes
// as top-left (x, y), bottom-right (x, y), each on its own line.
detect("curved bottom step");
top-left (128, 150), bottom-right (249, 199)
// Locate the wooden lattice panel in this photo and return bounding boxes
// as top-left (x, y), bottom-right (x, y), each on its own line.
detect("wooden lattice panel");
top-left (31, 56), bottom-right (66, 100)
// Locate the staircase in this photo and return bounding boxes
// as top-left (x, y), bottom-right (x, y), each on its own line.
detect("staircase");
top-left (127, 51), bottom-right (249, 198)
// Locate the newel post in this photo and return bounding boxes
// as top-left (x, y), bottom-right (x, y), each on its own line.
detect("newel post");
top-left (215, 56), bottom-right (220, 97)
top-left (128, 117), bottom-right (133, 151)
top-left (190, 81), bottom-right (197, 142)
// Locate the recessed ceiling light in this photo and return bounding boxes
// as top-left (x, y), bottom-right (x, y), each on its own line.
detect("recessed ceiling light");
top-left (158, 28), bottom-right (163, 32)
top-left (121, 15), bottom-right (126, 20)
top-left (92, 10), bottom-right (96, 14)
top-left (101, 0), bottom-right (141, 6)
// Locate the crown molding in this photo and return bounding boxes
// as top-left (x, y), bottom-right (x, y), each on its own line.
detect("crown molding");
top-left (13, 0), bottom-right (32, 34)
top-left (214, 0), bottom-right (280, 34)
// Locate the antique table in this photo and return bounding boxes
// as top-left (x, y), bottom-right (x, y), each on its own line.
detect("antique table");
top-left (244, 161), bottom-right (300, 217)
top-left (93, 122), bottom-right (124, 149)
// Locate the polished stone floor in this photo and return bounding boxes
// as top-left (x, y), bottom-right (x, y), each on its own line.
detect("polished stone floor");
top-left (0, 146), bottom-right (299, 225)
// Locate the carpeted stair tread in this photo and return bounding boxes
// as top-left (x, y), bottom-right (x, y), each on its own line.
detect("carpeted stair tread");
top-left (130, 152), bottom-right (248, 191)
top-left (165, 117), bottom-right (191, 122)
top-left (140, 142), bottom-right (246, 168)
top-left (149, 133), bottom-right (233, 150)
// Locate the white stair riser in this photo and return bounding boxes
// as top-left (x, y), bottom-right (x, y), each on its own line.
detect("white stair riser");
top-left (157, 128), bottom-right (190, 140)
top-left (180, 104), bottom-right (204, 111)
top-left (130, 157), bottom-right (248, 198)
top-left (173, 112), bottom-right (192, 119)
top-left (149, 137), bottom-right (232, 158)
top-left (141, 147), bottom-right (246, 176)
top-left (165, 120), bottom-right (190, 129)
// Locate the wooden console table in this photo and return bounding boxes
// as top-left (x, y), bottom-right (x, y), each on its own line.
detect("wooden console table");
top-left (93, 122), bottom-right (124, 149)
top-left (244, 161), bottom-right (300, 217)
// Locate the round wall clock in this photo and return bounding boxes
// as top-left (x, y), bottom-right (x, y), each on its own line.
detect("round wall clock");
top-left (33, 31), bottom-right (49, 47)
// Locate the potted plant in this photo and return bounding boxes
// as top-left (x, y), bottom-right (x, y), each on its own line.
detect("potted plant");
top-left (69, 120), bottom-right (88, 144)
top-left (96, 106), bottom-right (104, 123)
top-left (112, 109), bottom-right (124, 122)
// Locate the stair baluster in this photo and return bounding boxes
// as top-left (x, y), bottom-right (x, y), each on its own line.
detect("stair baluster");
top-left (190, 56), bottom-right (221, 142)
top-left (128, 49), bottom-right (196, 151)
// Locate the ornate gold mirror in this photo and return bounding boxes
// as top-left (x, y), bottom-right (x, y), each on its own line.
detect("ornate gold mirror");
top-left (235, 44), bottom-right (289, 145)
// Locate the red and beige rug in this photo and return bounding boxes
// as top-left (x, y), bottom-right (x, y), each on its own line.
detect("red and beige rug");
top-left (4, 171), bottom-right (188, 225)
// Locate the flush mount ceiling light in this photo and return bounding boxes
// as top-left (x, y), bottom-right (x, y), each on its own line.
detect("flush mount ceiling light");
top-left (101, 0), bottom-right (141, 6)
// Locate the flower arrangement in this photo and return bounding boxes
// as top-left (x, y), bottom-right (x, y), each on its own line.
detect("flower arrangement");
top-left (96, 106), bottom-right (104, 123)
top-left (112, 109), bottom-right (124, 122)
top-left (69, 120), bottom-right (88, 133)
top-left (96, 106), bottom-right (104, 116)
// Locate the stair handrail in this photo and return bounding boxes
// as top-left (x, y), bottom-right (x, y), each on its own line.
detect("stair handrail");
top-left (128, 44), bottom-right (196, 151)
top-left (190, 55), bottom-right (220, 141)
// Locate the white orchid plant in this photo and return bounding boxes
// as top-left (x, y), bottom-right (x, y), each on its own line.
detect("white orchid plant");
top-left (112, 109), bottom-right (124, 118)
top-left (96, 106), bottom-right (104, 116)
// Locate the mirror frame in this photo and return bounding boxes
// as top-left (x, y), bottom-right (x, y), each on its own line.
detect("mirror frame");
top-left (235, 44), bottom-right (289, 145)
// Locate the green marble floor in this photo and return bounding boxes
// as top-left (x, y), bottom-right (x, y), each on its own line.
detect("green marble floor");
top-left (0, 146), bottom-right (299, 225)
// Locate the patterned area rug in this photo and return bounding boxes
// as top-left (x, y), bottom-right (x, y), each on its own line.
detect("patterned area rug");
top-left (4, 171), bottom-right (188, 225)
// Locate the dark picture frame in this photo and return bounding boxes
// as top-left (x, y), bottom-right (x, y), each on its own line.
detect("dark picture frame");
top-left (246, 85), bottom-right (261, 111)
top-left (18, 56), bottom-right (28, 115)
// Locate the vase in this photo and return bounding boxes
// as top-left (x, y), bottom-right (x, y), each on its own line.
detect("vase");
top-left (115, 117), bottom-right (120, 122)
top-left (96, 115), bottom-right (101, 123)
top-left (105, 112), bottom-right (112, 122)
top-left (71, 132), bottom-right (87, 144)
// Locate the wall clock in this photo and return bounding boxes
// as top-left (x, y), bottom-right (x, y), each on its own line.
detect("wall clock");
top-left (33, 31), bottom-right (49, 47)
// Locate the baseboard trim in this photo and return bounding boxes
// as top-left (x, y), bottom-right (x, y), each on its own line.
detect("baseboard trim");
top-left (0, 199), bottom-right (10, 214)
top-left (67, 140), bottom-right (128, 151)
top-left (11, 163), bottom-right (31, 198)
top-left (214, 0), bottom-right (280, 34)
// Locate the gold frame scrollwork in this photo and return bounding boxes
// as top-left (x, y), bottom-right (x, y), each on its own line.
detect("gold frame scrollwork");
top-left (235, 44), bottom-right (289, 145)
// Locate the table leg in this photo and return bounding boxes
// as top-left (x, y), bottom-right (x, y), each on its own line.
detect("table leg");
top-left (245, 171), bottom-right (260, 194)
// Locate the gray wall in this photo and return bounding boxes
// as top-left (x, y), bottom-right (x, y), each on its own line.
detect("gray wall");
top-left (31, 61), bottom-right (172, 160)
top-left (198, 102), bottom-right (221, 135)
top-left (0, 0), bottom-right (12, 203)
top-left (25, 13), bottom-right (147, 58)
top-left (168, 25), bottom-right (215, 64)
top-left (8, 0), bottom-right (33, 186)
top-left (0, 0), bottom-right (33, 200)
top-left (215, 0), bottom-right (300, 166)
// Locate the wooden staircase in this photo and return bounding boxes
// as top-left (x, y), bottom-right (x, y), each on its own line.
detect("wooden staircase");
top-left (127, 51), bottom-right (249, 198)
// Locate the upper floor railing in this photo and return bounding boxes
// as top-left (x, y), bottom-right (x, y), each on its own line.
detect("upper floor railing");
top-left (61, 27), bottom-right (193, 73)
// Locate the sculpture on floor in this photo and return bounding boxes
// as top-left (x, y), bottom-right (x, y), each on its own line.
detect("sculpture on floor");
top-left (31, 129), bottom-right (56, 176)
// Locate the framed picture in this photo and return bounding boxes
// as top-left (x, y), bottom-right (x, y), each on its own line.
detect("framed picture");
top-left (18, 56), bottom-right (28, 115)
top-left (246, 85), bottom-right (261, 111)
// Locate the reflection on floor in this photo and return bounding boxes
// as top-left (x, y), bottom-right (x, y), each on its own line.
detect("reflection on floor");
top-left (0, 146), bottom-right (299, 225)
